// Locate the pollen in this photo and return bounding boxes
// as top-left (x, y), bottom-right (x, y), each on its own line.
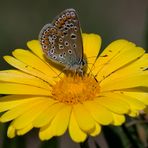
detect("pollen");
top-left (52, 75), bottom-right (100, 104)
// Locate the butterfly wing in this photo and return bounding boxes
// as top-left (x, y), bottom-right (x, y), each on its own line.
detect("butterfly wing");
top-left (39, 8), bottom-right (83, 68)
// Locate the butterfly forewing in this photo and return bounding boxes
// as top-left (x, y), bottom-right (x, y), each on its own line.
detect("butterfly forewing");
top-left (39, 8), bottom-right (84, 69)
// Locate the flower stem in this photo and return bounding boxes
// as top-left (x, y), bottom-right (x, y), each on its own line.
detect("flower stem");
top-left (80, 138), bottom-right (89, 148)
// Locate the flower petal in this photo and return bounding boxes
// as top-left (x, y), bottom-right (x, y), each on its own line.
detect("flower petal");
top-left (122, 92), bottom-right (148, 105)
top-left (95, 93), bottom-right (130, 114)
top-left (92, 39), bottom-right (145, 81)
top-left (89, 122), bottom-right (101, 136)
top-left (17, 124), bottom-right (33, 136)
top-left (0, 70), bottom-right (51, 90)
top-left (33, 103), bottom-right (64, 127)
top-left (12, 49), bottom-right (61, 78)
top-left (27, 40), bottom-right (44, 60)
top-left (101, 54), bottom-right (148, 79)
top-left (4, 56), bottom-right (54, 84)
top-left (7, 124), bottom-right (16, 138)
top-left (12, 99), bottom-right (55, 129)
top-left (0, 95), bottom-right (40, 112)
top-left (47, 105), bottom-right (71, 136)
top-left (111, 113), bottom-right (125, 126)
top-left (82, 33), bottom-right (101, 71)
top-left (100, 73), bottom-right (148, 91)
top-left (39, 104), bottom-right (71, 140)
top-left (0, 82), bottom-right (51, 95)
top-left (84, 101), bottom-right (113, 125)
top-left (50, 105), bottom-right (72, 136)
top-left (113, 92), bottom-right (146, 111)
top-left (69, 111), bottom-right (87, 142)
top-left (73, 103), bottom-right (95, 132)
top-left (0, 97), bottom-right (51, 122)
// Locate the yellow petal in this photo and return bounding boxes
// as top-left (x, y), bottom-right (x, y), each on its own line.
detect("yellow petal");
top-left (39, 103), bottom-right (66, 140)
top-left (39, 123), bottom-right (53, 140)
top-left (84, 101), bottom-right (113, 125)
top-left (93, 39), bottom-right (145, 81)
top-left (0, 95), bottom-right (31, 112)
top-left (12, 99), bottom-right (53, 129)
top-left (0, 70), bottom-right (51, 90)
top-left (69, 111), bottom-right (87, 142)
top-left (82, 33), bottom-right (101, 72)
top-left (17, 124), bottom-right (33, 136)
top-left (122, 92), bottom-right (148, 105)
top-left (100, 73), bottom-right (148, 91)
top-left (7, 124), bottom-right (16, 138)
top-left (101, 54), bottom-right (148, 79)
top-left (128, 110), bottom-right (139, 117)
top-left (0, 97), bottom-right (48, 122)
top-left (90, 122), bottom-right (101, 136)
top-left (4, 56), bottom-right (54, 84)
top-left (95, 93), bottom-right (130, 114)
top-left (111, 113), bottom-right (125, 126)
top-left (114, 92), bottom-right (146, 111)
top-left (33, 103), bottom-right (65, 127)
top-left (73, 103), bottom-right (95, 132)
top-left (12, 49), bottom-right (61, 79)
top-left (27, 40), bottom-right (44, 60)
top-left (27, 40), bottom-right (64, 75)
top-left (0, 82), bottom-right (51, 96)
top-left (46, 105), bottom-right (71, 136)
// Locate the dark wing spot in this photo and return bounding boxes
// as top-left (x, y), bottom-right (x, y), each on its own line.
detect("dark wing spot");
top-left (65, 41), bottom-right (69, 46)
top-left (73, 44), bottom-right (77, 48)
top-left (50, 49), bottom-right (54, 54)
top-left (71, 33), bottom-right (77, 39)
top-left (52, 55), bottom-right (57, 59)
top-left (68, 50), bottom-right (72, 54)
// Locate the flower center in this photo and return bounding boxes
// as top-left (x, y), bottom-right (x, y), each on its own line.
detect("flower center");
top-left (52, 75), bottom-right (100, 105)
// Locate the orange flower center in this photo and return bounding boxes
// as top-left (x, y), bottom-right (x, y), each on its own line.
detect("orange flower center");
top-left (52, 74), bottom-right (100, 104)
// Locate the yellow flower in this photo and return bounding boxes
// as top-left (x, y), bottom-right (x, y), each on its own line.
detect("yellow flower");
top-left (0, 33), bottom-right (148, 142)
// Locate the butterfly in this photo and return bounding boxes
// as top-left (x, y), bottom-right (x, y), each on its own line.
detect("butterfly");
top-left (39, 8), bottom-right (86, 74)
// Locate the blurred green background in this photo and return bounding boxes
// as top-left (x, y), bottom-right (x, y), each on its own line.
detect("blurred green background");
top-left (0, 0), bottom-right (148, 148)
